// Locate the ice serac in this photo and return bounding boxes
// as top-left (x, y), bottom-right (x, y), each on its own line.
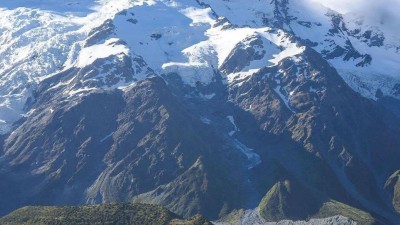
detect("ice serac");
top-left (1, 0), bottom-right (400, 224)
top-left (201, 0), bottom-right (400, 100)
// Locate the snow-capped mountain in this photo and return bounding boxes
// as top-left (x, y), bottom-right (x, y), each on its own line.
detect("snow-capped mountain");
top-left (1, 0), bottom-right (399, 134)
top-left (0, 0), bottom-right (135, 134)
top-left (1, 0), bottom-right (400, 224)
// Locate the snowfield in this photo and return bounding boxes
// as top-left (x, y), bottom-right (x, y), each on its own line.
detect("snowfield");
top-left (0, 0), bottom-right (399, 133)
top-left (0, 0), bottom-right (133, 134)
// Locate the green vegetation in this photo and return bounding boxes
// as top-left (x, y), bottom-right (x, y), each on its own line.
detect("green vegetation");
top-left (384, 170), bottom-right (400, 213)
top-left (133, 157), bottom-right (240, 220)
top-left (259, 180), bottom-right (378, 225)
top-left (258, 179), bottom-right (321, 222)
top-left (0, 203), bottom-right (212, 225)
top-left (314, 200), bottom-right (377, 225)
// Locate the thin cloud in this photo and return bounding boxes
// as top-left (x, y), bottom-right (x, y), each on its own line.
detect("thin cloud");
top-left (310, 0), bottom-right (400, 37)
top-left (310, 0), bottom-right (363, 13)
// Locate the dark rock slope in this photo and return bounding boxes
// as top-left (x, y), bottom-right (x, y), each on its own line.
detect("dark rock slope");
top-left (0, 77), bottom-right (246, 220)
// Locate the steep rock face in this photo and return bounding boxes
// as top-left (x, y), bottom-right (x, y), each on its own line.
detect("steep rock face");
top-left (1, 90), bottom-right (126, 211)
top-left (0, 77), bottom-right (233, 218)
top-left (133, 158), bottom-right (238, 219)
top-left (0, 77), bottom-right (256, 220)
top-left (228, 47), bottom-right (400, 223)
top-left (220, 34), bottom-right (275, 74)
top-left (200, 0), bottom-right (400, 100)
top-left (83, 78), bottom-right (216, 204)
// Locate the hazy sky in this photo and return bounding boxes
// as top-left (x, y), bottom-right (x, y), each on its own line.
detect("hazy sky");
top-left (312, 0), bottom-right (400, 34)
top-left (311, 0), bottom-right (400, 16)
top-left (311, 0), bottom-right (362, 13)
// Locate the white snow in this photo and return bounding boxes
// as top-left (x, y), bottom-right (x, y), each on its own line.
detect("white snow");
top-left (1, 0), bottom-right (399, 135)
top-left (200, 117), bottom-right (211, 124)
top-left (228, 69), bottom-right (260, 86)
top-left (100, 131), bottom-right (115, 142)
top-left (201, 0), bottom-right (400, 99)
top-left (226, 115), bottom-right (261, 169)
top-left (0, 0), bottom-right (307, 135)
top-left (66, 87), bottom-right (98, 97)
top-left (200, 93), bottom-right (216, 100)
top-left (76, 38), bottom-right (129, 68)
top-left (0, 0), bottom-right (134, 134)
top-left (273, 82), bottom-right (295, 113)
top-left (233, 139), bottom-right (261, 170)
top-left (227, 115), bottom-right (239, 136)
top-left (269, 45), bottom-right (306, 65)
top-left (111, 1), bottom-right (215, 86)
top-left (110, 1), bottom-right (304, 87)
top-left (286, 0), bottom-right (400, 99)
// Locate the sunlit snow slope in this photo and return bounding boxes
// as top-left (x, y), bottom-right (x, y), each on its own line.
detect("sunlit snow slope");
top-left (0, 0), bottom-right (133, 133)
top-left (1, 0), bottom-right (399, 134)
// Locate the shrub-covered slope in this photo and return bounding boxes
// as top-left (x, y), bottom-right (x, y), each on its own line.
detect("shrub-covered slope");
top-left (0, 203), bottom-right (212, 225)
